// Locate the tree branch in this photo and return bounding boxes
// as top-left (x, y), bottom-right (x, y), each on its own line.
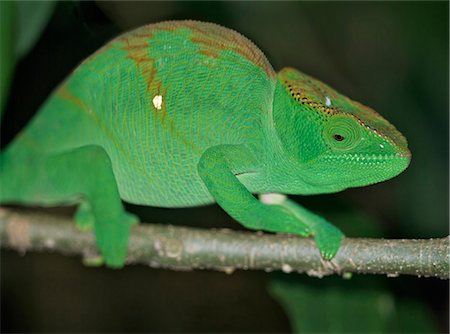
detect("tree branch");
top-left (0, 207), bottom-right (448, 279)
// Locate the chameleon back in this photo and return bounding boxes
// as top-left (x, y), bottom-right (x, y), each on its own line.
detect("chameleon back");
top-left (4, 21), bottom-right (277, 207)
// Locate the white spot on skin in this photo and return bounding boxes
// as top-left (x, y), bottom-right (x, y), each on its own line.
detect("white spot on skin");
top-left (379, 144), bottom-right (385, 148)
top-left (325, 96), bottom-right (331, 107)
top-left (152, 95), bottom-right (163, 110)
top-left (259, 193), bottom-right (287, 205)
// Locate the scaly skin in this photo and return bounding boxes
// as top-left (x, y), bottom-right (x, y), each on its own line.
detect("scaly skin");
top-left (0, 21), bottom-right (411, 267)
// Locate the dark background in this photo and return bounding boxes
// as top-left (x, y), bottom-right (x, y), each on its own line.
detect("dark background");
top-left (1, 1), bottom-right (448, 333)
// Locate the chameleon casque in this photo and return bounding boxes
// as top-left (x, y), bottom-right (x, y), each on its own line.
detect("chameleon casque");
top-left (0, 21), bottom-right (411, 267)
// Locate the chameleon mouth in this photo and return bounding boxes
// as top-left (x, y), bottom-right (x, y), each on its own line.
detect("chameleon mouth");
top-left (322, 152), bottom-right (411, 164)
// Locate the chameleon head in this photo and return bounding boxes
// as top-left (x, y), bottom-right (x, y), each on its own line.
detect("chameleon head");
top-left (273, 68), bottom-right (411, 193)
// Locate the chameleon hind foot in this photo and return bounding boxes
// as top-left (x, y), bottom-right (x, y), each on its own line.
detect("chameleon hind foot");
top-left (75, 201), bottom-right (95, 231)
top-left (42, 145), bottom-right (139, 268)
top-left (77, 210), bottom-right (138, 268)
top-left (75, 201), bottom-right (138, 267)
top-left (94, 212), bottom-right (138, 268)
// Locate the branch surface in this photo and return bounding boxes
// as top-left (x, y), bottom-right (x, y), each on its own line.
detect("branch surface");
top-left (0, 207), bottom-right (448, 279)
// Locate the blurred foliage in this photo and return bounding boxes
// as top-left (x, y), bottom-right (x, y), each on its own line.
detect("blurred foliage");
top-left (0, 1), bottom-right (14, 114)
top-left (0, 1), bottom-right (55, 116)
top-left (1, 1), bottom-right (448, 333)
top-left (14, 1), bottom-right (56, 58)
top-left (269, 275), bottom-right (437, 333)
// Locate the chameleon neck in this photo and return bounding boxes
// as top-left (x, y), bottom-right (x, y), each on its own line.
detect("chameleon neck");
top-left (256, 78), bottom-right (325, 195)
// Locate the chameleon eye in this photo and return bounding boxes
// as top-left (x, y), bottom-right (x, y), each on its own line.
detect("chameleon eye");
top-left (324, 115), bottom-right (362, 151)
top-left (333, 134), bottom-right (345, 141)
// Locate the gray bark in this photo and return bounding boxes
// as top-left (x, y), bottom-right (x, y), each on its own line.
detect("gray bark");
top-left (0, 207), bottom-right (448, 279)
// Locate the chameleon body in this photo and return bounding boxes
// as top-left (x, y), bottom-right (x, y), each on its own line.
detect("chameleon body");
top-left (0, 21), bottom-right (411, 267)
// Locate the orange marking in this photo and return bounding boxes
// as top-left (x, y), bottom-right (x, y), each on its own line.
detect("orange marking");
top-left (119, 34), bottom-right (158, 94)
top-left (199, 49), bottom-right (219, 58)
top-left (55, 84), bottom-right (90, 112)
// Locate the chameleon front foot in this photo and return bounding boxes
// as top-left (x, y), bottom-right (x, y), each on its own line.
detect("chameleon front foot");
top-left (266, 195), bottom-right (344, 260)
top-left (312, 220), bottom-right (344, 260)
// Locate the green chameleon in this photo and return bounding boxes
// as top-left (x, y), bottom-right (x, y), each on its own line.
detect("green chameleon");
top-left (0, 21), bottom-right (411, 267)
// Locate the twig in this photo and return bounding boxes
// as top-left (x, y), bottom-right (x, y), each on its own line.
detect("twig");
top-left (0, 207), bottom-right (448, 279)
